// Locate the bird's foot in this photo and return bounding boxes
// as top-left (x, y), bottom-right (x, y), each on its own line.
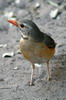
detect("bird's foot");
top-left (28, 78), bottom-right (35, 86)
top-left (47, 76), bottom-right (51, 81)
top-left (29, 81), bottom-right (35, 86)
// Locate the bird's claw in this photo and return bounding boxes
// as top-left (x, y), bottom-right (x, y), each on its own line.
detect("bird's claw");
top-left (29, 81), bottom-right (35, 86)
top-left (47, 76), bottom-right (51, 81)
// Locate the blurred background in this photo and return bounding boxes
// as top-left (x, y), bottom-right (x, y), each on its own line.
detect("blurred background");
top-left (0, 0), bottom-right (66, 100)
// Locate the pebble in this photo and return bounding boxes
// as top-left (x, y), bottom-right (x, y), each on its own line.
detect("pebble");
top-left (0, 44), bottom-right (7, 48)
top-left (2, 52), bottom-right (14, 58)
top-left (35, 63), bottom-right (41, 68)
top-left (4, 11), bottom-right (14, 19)
top-left (15, 0), bottom-right (20, 4)
top-left (47, 0), bottom-right (63, 6)
top-left (50, 9), bottom-right (59, 19)
top-left (13, 67), bottom-right (19, 70)
top-left (34, 2), bottom-right (40, 10)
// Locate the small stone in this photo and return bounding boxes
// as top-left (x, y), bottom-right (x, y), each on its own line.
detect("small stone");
top-left (4, 11), bottom-right (14, 19)
top-left (35, 63), bottom-right (41, 68)
top-left (0, 44), bottom-right (7, 48)
top-left (50, 9), bottom-right (59, 19)
top-left (47, 0), bottom-right (63, 7)
top-left (2, 52), bottom-right (14, 58)
top-left (15, 0), bottom-right (20, 4)
top-left (15, 0), bottom-right (25, 9)
top-left (34, 2), bottom-right (40, 10)
top-left (13, 67), bottom-right (19, 70)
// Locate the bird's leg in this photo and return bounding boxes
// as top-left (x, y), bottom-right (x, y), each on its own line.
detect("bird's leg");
top-left (46, 61), bottom-right (51, 81)
top-left (30, 63), bottom-right (35, 86)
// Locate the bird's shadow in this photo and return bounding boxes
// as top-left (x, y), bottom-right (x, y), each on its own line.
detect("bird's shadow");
top-left (33, 54), bottom-right (66, 84)
top-left (51, 54), bottom-right (66, 81)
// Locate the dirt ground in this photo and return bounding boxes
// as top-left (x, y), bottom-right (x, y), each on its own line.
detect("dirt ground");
top-left (0, 0), bottom-right (66, 100)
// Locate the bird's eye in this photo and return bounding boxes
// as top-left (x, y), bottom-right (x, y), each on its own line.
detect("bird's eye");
top-left (20, 24), bottom-right (24, 28)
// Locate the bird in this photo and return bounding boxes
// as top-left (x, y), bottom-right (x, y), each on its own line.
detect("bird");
top-left (8, 19), bottom-right (56, 86)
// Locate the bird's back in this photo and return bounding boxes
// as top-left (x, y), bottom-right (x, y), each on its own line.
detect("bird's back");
top-left (42, 32), bottom-right (56, 49)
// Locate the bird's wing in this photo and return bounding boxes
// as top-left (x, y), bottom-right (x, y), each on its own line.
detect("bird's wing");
top-left (41, 32), bottom-right (56, 49)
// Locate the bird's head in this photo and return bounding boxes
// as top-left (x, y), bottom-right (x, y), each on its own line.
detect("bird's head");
top-left (8, 19), bottom-right (43, 41)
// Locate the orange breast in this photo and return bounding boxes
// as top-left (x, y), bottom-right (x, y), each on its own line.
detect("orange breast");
top-left (19, 38), bottom-right (55, 63)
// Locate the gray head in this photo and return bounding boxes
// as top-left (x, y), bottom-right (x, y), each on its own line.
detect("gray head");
top-left (8, 19), bottom-right (44, 41)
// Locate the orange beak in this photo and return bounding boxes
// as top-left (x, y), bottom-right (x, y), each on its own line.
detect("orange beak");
top-left (8, 19), bottom-right (18, 27)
